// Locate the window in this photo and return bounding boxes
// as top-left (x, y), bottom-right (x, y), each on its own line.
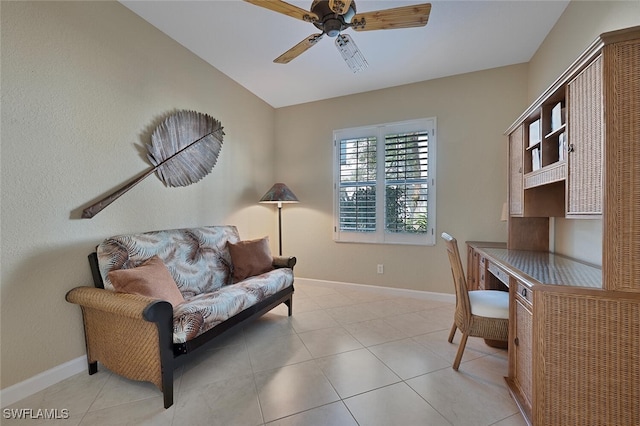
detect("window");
top-left (333, 118), bottom-right (436, 245)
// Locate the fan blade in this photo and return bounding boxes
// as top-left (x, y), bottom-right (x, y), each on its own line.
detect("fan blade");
top-left (244, 0), bottom-right (318, 23)
top-left (328, 0), bottom-right (353, 15)
top-left (335, 34), bottom-right (368, 73)
top-left (274, 33), bottom-right (324, 64)
top-left (351, 3), bottom-right (431, 31)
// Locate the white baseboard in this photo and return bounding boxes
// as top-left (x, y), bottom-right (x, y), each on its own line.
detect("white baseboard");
top-left (295, 277), bottom-right (455, 303)
top-left (1, 279), bottom-right (452, 408)
top-left (1, 356), bottom-right (86, 408)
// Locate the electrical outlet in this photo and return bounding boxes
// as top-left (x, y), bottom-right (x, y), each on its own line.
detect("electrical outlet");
top-left (377, 264), bottom-right (384, 274)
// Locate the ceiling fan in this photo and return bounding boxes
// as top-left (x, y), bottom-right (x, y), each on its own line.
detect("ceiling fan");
top-left (244, 0), bottom-right (431, 72)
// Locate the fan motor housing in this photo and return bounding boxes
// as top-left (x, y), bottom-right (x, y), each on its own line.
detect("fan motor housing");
top-left (311, 0), bottom-right (356, 37)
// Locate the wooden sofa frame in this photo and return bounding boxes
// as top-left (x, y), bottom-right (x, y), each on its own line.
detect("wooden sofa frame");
top-left (66, 252), bottom-right (296, 409)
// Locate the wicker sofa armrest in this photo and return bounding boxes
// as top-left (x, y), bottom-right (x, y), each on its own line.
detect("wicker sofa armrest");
top-left (65, 286), bottom-right (175, 408)
top-left (272, 256), bottom-right (297, 269)
top-left (66, 286), bottom-right (159, 319)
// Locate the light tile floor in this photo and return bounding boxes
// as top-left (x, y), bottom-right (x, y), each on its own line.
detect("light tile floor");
top-left (4, 282), bottom-right (528, 426)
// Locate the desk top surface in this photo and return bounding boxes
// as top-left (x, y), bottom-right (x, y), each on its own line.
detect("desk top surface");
top-left (479, 247), bottom-right (602, 289)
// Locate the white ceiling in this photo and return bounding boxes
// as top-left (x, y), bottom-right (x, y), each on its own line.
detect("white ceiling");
top-left (121, 0), bottom-right (569, 108)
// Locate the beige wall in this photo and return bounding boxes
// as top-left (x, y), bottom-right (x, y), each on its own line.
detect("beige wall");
top-left (527, 0), bottom-right (639, 265)
top-left (274, 64), bottom-right (527, 293)
top-left (1, 2), bottom-right (276, 389)
top-left (528, 0), bottom-right (640, 100)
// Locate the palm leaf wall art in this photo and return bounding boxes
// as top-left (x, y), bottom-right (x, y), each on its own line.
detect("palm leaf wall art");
top-left (82, 110), bottom-right (224, 218)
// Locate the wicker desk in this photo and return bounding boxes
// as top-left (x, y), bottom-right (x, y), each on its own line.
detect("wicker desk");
top-left (471, 245), bottom-right (638, 426)
top-left (496, 25), bottom-right (640, 426)
top-left (479, 247), bottom-right (602, 289)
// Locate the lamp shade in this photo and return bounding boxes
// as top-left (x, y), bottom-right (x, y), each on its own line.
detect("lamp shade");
top-left (259, 183), bottom-right (299, 204)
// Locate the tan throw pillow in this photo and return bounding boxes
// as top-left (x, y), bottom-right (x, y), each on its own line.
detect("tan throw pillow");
top-left (227, 237), bottom-right (273, 283)
top-left (108, 255), bottom-right (185, 307)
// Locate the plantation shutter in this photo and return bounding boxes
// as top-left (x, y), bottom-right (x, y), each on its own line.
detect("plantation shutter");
top-left (338, 136), bottom-right (377, 232)
top-left (384, 131), bottom-right (430, 233)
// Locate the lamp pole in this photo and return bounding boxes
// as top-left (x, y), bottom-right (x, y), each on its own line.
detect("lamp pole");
top-left (277, 201), bottom-right (283, 256)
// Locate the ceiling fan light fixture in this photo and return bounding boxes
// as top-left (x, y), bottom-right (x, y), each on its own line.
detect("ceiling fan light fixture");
top-left (335, 34), bottom-right (368, 73)
top-left (324, 18), bottom-right (343, 37)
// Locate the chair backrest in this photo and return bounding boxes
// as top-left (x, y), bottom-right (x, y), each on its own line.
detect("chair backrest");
top-left (441, 232), bottom-right (472, 328)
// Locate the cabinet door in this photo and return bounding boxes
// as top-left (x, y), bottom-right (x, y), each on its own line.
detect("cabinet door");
top-left (509, 125), bottom-right (524, 216)
top-left (602, 39), bottom-right (640, 292)
top-left (512, 292), bottom-right (533, 420)
top-left (567, 55), bottom-right (603, 216)
top-left (534, 289), bottom-right (640, 425)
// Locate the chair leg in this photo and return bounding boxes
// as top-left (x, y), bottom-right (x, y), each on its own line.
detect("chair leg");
top-left (448, 323), bottom-right (457, 343)
top-left (452, 333), bottom-right (469, 371)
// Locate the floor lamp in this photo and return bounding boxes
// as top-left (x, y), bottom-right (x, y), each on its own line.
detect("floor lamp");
top-left (259, 183), bottom-right (299, 256)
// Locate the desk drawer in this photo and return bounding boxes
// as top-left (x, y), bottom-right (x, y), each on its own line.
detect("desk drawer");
top-left (488, 262), bottom-right (509, 286)
top-left (516, 281), bottom-right (533, 305)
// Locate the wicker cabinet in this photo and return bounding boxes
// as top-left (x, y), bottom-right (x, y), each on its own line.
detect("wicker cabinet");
top-left (503, 26), bottom-right (640, 425)
top-left (533, 288), bottom-right (640, 425)
top-left (506, 28), bottom-right (638, 227)
top-left (602, 34), bottom-right (640, 292)
top-left (567, 55), bottom-right (603, 217)
top-left (508, 281), bottom-right (533, 421)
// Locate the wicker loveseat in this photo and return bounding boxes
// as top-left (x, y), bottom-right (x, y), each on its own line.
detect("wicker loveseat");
top-left (66, 226), bottom-right (295, 409)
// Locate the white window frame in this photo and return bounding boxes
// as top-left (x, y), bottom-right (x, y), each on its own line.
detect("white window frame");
top-left (333, 118), bottom-right (437, 246)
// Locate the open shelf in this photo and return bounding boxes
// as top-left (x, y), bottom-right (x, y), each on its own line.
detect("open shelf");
top-left (523, 93), bottom-right (567, 179)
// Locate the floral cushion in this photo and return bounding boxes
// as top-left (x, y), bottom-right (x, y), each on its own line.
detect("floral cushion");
top-left (172, 267), bottom-right (294, 343)
top-left (97, 226), bottom-right (240, 297)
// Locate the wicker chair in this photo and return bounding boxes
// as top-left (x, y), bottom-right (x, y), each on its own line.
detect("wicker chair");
top-left (441, 232), bottom-right (509, 370)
